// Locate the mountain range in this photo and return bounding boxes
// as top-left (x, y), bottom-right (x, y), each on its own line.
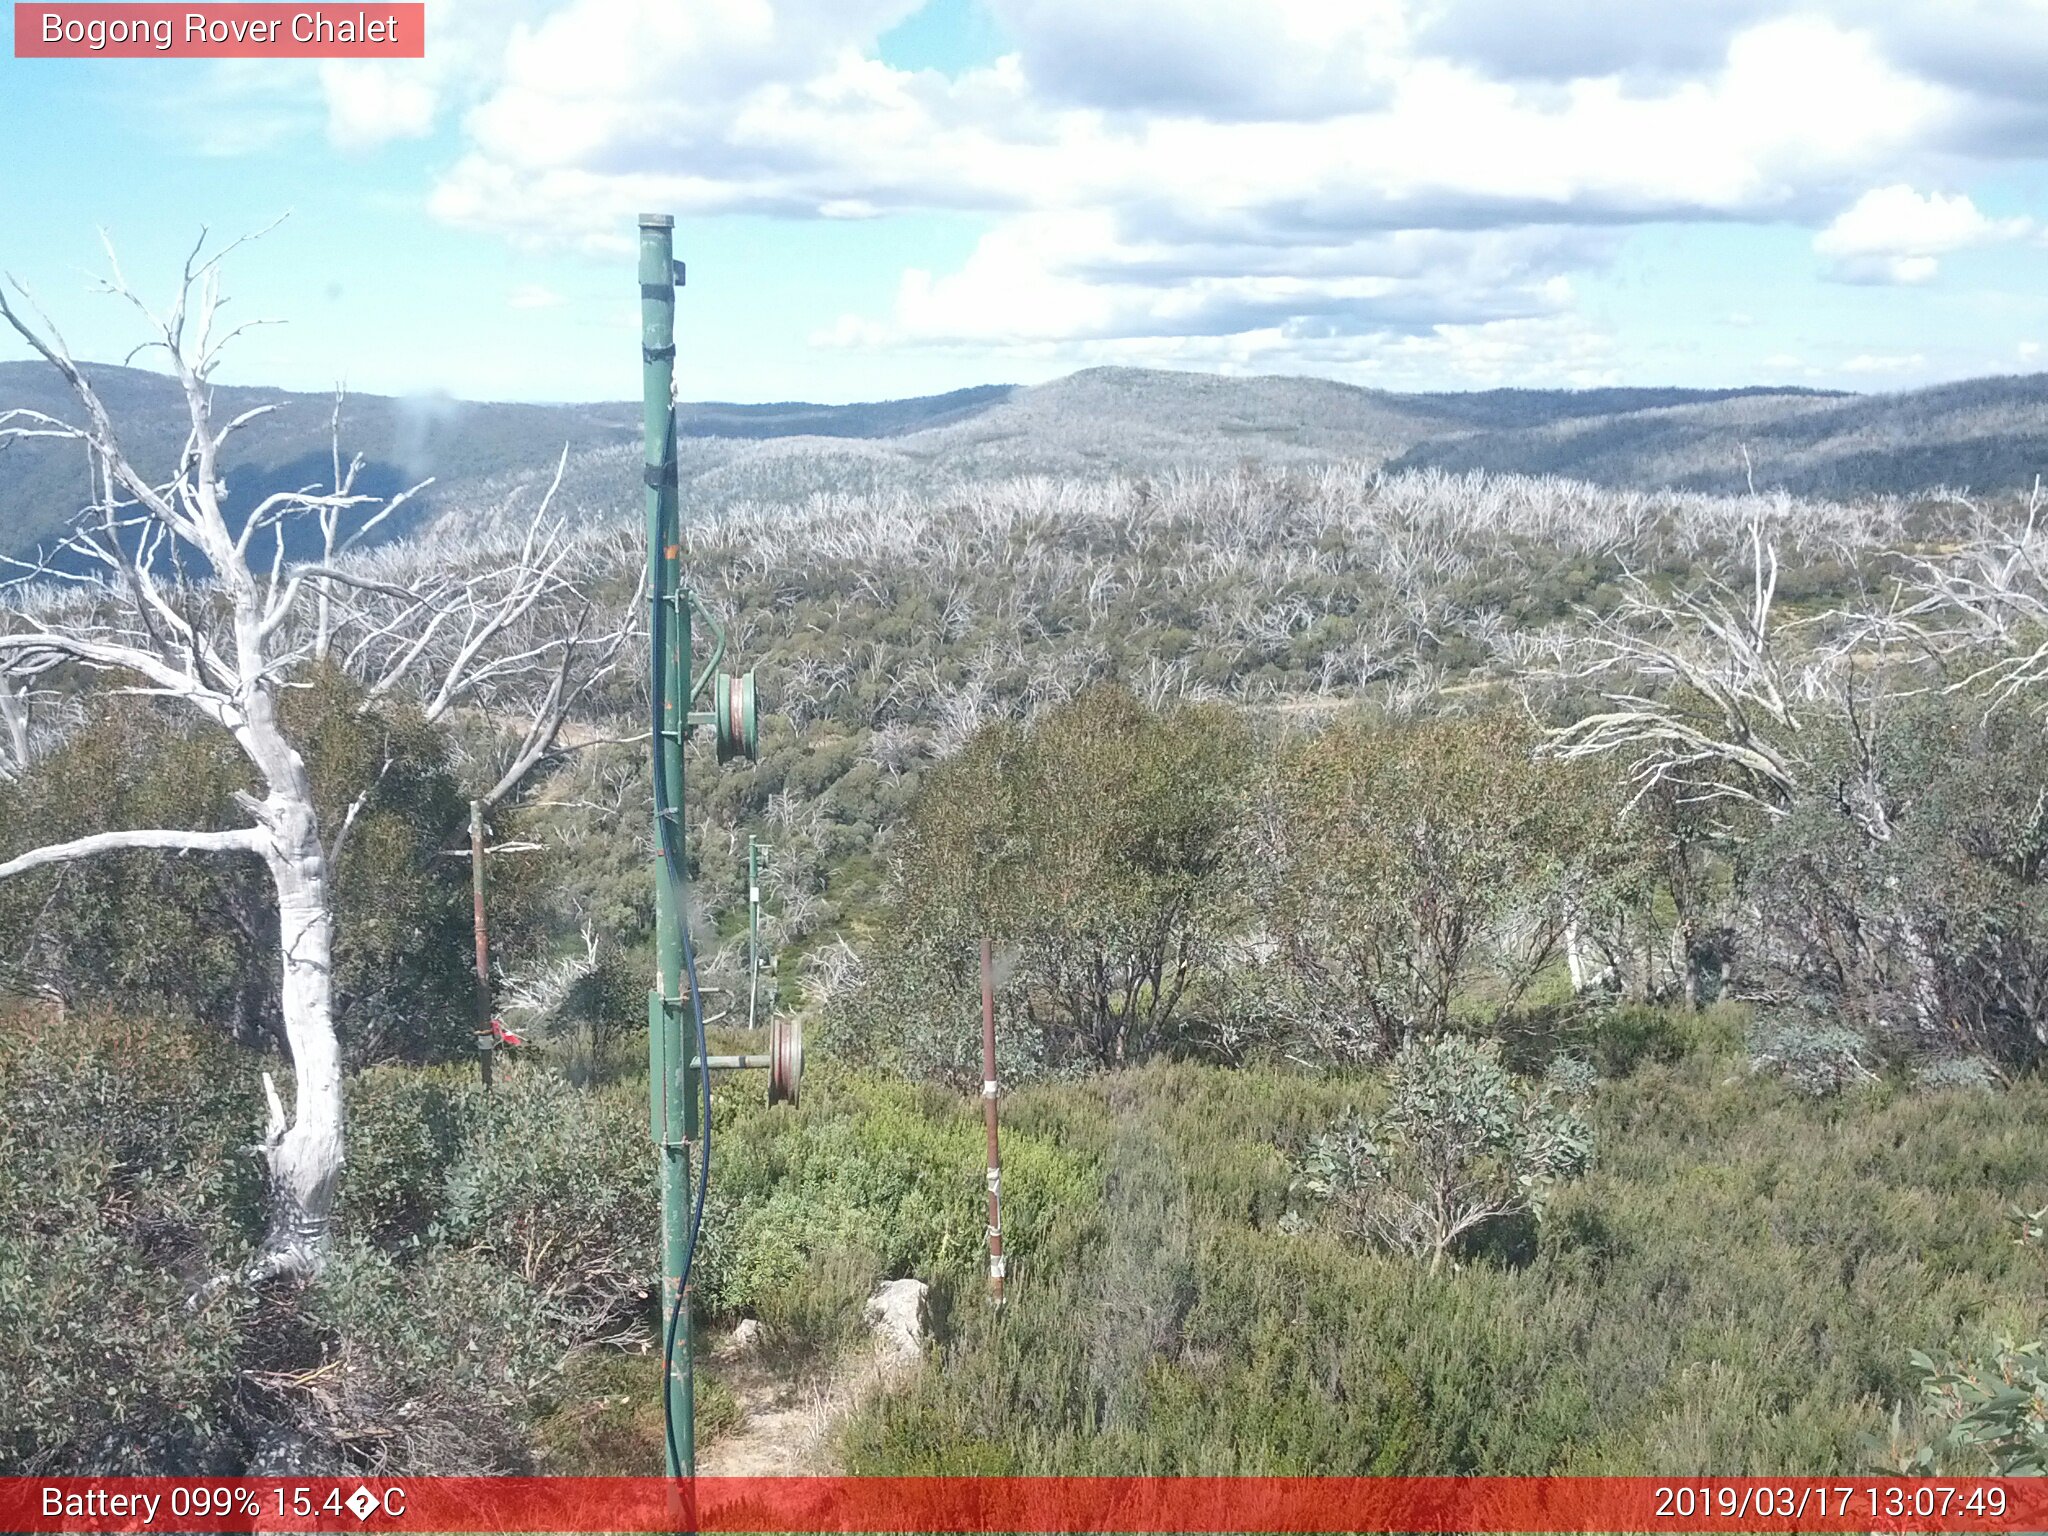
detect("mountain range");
top-left (5, 360), bottom-right (2046, 563)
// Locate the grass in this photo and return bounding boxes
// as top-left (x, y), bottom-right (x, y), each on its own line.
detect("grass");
top-left (528, 1349), bottom-right (748, 1474)
top-left (29, 992), bottom-right (2035, 1478)
top-left (816, 1032), bottom-right (2048, 1475)
top-left (266, 999), bottom-right (2048, 1478)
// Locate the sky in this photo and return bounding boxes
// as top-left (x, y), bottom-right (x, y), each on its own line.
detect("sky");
top-left (5, 0), bottom-right (2048, 404)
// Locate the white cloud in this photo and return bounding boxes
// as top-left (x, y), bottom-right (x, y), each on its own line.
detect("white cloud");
top-left (816, 215), bottom-right (1597, 362)
top-left (1814, 184), bottom-right (2031, 283)
top-left (508, 283), bottom-right (565, 310)
top-left (194, 0), bottom-right (2048, 380)
top-left (1415, 0), bottom-right (1778, 84)
top-left (1840, 351), bottom-right (1928, 373)
top-left (320, 62), bottom-right (437, 147)
top-left (1353, 314), bottom-right (1620, 389)
top-left (984, 0), bottom-right (1408, 119)
top-left (429, 11), bottom-right (1943, 245)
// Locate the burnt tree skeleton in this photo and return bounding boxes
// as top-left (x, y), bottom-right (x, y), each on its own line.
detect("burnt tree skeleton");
top-left (1541, 514), bottom-right (1978, 1031)
top-left (0, 233), bottom-right (633, 1280)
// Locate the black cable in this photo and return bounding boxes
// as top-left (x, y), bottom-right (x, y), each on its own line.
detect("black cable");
top-left (655, 905), bottom-right (711, 1486)
top-left (650, 480), bottom-right (713, 1485)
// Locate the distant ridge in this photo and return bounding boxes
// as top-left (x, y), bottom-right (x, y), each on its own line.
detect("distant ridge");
top-left (1391, 383), bottom-right (1845, 431)
top-left (1387, 372), bottom-right (2048, 497)
top-left (0, 364), bottom-right (1014, 561)
top-left (6, 360), bottom-right (2047, 562)
top-left (680, 384), bottom-right (1015, 439)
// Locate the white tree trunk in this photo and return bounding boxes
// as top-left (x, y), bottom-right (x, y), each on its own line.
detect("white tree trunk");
top-left (258, 822), bottom-right (344, 1278)
top-left (2, 246), bottom-right (612, 1289)
top-left (237, 665), bottom-right (346, 1279)
top-left (1673, 921), bottom-right (1701, 1012)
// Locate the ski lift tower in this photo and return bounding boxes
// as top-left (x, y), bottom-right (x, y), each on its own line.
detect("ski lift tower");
top-left (639, 213), bottom-right (799, 1481)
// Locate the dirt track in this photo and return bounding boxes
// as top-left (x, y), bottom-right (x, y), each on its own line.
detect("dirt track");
top-left (698, 1280), bottom-right (928, 1476)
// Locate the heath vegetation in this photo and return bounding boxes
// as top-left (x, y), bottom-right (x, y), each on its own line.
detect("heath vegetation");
top-left (9, 266), bottom-right (2048, 1474)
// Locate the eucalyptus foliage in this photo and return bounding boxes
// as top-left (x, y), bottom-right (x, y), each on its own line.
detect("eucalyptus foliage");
top-left (1254, 713), bottom-right (1622, 1058)
top-left (1293, 1034), bottom-right (1593, 1272)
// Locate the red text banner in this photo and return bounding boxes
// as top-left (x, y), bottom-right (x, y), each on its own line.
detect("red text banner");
top-left (1, 1477), bottom-right (2042, 1533)
top-left (14, 4), bottom-right (425, 57)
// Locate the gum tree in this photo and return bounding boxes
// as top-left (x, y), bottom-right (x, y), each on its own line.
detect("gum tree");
top-left (0, 235), bottom-right (626, 1278)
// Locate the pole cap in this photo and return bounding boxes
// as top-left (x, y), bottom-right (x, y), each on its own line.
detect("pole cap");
top-left (638, 213), bottom-right (675, 229)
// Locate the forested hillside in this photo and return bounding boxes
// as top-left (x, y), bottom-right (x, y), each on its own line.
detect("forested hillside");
top-left (19, 357), bottom-right (2048, 577)
top-left (0, 362), bottom-right (1006, 562)
top-left (1392, 372), bottom-right (2048, 497)
top-left (0, 360), bottom-right (1872, 563)
top-left (11, 434), bottom-right (2048, 1476)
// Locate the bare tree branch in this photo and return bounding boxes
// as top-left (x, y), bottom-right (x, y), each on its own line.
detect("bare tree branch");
top-left (0, 825), bottom-right (265, 879)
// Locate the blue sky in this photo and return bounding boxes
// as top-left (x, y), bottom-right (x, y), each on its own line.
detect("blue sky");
top-left (5, 0), bottom-right (2048, 404)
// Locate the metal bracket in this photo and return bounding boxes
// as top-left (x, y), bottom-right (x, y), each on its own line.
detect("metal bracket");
top-left (687, 592), bottom-right (728, 702)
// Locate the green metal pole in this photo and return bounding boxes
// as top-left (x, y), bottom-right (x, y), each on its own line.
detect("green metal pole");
top-left (640, 211), bottom-right (695, 1481)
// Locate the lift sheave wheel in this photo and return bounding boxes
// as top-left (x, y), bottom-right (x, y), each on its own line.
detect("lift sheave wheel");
top-left (714, 671), bottom-right (758, 764)
top-left (767, 1013), bottom-right (802, 1107)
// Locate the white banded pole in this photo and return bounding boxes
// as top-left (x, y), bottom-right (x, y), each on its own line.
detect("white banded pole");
top-left (980, 936), bottom-right (1005, 1307)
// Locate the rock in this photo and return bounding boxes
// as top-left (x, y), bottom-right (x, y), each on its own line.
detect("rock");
top-left (864, 1277), bottom-right (928, 1364)
top-left (722, 1317), bottom-right (766, 1358)
top-left (243, 1424), bottom-right (324, 1475)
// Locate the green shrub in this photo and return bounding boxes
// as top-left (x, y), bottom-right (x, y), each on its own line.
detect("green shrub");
top-left (696, 1067), bottom-right (1094, 1357)
top-left (843, 1056), bottom-right (2048, 1475)
top-left (1292, 1035), bottom-right (1592, 1272)
top-left (0, 673), bottom-right (550, 1067)
top-left (0, 1010), bottom-right (262, 1472)
top-left (0, 995), bottom-right (697, 1477)
top-left (875, 683), bottom-right (1255, 1072)
top-left (1749, 1010), bottom-right (1881, 1097)
top-left (1881, 1339), bottom-right (2048, 1474)
top-left (440, 1066), bottom-right (655, 1336)
top-left (281, 1240), bottom-right (564, 1473)
top-left (0, 708), bottom-right (265, 1039)
top-left (1591, 1003), bottom-right (1690, 1078)
top-left (1254, 714), bottom-right (1622, 1059)
top-left (1741, 693), bottom-right (2048, 1073)
top-left (1913, 1056), bottom-right (2002, 1094)
top-left (827, 934), bottom-right (1051, 1094)
top-left (528, 1350), bottom-right (667, 1473)
top-left (341, 1066), bottom-right (474, 1248)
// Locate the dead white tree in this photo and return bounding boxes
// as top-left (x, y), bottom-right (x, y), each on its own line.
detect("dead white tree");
top-left (1546, 518), bottom-right (1811, 823)
top-left (339, 480), bottom-right (641, 815)
top-left (1893, 478), bottom-right (2048, 706)
top-left (1541, 519), bottom-right (1955, 1024)
top-left (0, 233), bottom-right (627, 1279)
top-left (0, 669), bottom-right (35, 778)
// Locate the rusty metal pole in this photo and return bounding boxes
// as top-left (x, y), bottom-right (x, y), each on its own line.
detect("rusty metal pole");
top-left (981, 936), bottom-right (1005, 1307)
top-left (471, 798), bottom-right (494, 1089)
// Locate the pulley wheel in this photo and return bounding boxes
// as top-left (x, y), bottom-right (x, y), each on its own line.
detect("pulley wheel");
top-left (714, 670), bottom-right (759, 764)
top-left (767, 1013), bottom-right (802, 1107)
